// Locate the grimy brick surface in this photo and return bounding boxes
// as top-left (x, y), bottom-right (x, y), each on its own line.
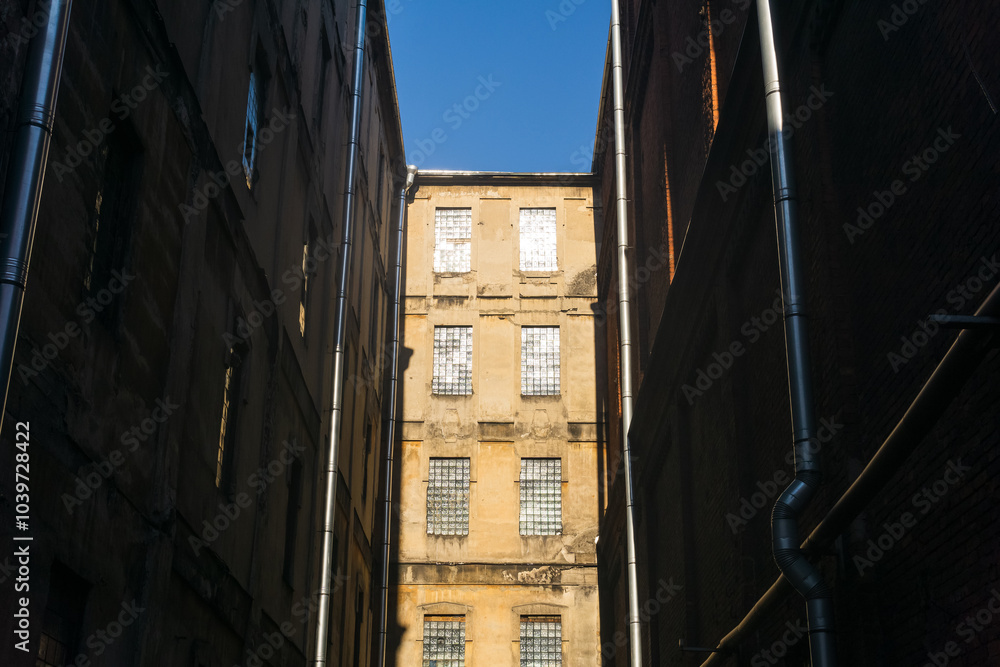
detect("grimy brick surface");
top-left (595, 1), bottom-right (1000, 665)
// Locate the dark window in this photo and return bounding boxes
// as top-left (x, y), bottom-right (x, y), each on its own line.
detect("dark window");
top-left (216, 341), bottom-right (247, 493)
top-left (368, 262), bottom-right (381, 364)
top-left (316, 24), bottom-right (332, 129)
top-left (37, 562), bottom-right (89, 667)
top-left (300, 220), bottom-right (317, 338)
top-left (85, 120), bottom-right (142, 328)
top-left (242, 71), bottom-right (261, 188)
top-left (377, 149), bottom-right (385, 215)
top-left (361, 420), bottom-right (373, 505)
top-left (242, 53), bottom-right (269, 190)
top-left (283, 452), bottom-right (303, 586)
top-left (352, 584), bottom-right (365, 667)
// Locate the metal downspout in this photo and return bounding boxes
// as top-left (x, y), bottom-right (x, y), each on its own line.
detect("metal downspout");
top-left (609, 2), bottom-right (643, 666)
top-left (0, 0), bottom-right (74, 427)
top-left (756, 1), bottom-right (837, 664)
top-left (700, 281), bottom-right (1000, 666)
top-left (375, 165), bottom-right (416, 667)
top-left (310, 1), bottom-right (368, 664)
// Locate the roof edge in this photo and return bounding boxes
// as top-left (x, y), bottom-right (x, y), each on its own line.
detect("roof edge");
top-left (415, 170), bottom-right (598, 186)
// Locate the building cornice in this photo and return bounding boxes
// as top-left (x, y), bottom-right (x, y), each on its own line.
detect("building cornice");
top-left (415, 170), bottom-right (598, 187)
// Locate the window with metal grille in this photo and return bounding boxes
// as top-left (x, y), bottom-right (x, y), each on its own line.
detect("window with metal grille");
top-left (434, 208), bottom-right (472, 273)
top-left (521, 327), bottom-right (560, 395)
top-left (432, 326), bottom-right (473, 395)
top-left (242, 70), bottom-right (261, 188)
top-left (427, 458), bottom-right (470, 536)
top-left (423, 616), bottom-right (465, 667)
top-left (519, 459), bottom-right (562, 535)
top-left (520, 616), bottom-right (562, 667)
top-left (519, 208), bottom-right (557, 271)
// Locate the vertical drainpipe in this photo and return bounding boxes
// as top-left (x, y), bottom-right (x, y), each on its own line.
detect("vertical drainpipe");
top-left (375, 165), bottom-right (416, 667)
top-left (311, 1), bottom-right (368, 664)
top-left (756, 1), bottom-right (837, 665)
top-left (609, 2), bottom-right (644, 666)
top-left (0, 0), bottom-right (74, 428)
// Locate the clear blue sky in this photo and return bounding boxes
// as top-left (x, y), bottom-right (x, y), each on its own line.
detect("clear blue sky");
top-left (386, 0), bottom-right (609, 173)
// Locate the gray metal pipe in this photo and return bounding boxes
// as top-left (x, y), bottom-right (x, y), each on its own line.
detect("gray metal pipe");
top-left (375, 165), bottom-right (416, 667)
top-left (311, 1), bottom-right (368, 663)
top-left (0, 0), bottom-right (74, 428)
top-left (756, 1), bottom-right (836, 664)
top-left (701, 281), bottom-right (1000, 666)
top-left (608, 2), bottom-right (643, 666)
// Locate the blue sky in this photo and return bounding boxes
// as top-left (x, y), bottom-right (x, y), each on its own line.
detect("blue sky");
top-left (386, 0), bottom-right (609, 173)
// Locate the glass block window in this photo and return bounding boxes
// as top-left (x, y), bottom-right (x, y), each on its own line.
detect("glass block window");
top-left (521, 327), bottom-right (560, 395)
top-left (432, 326), bottom-right (473, 395)
top-left (520, 459), bottom-right (562, 535)
top-left (519, 208), bottom-right (557, 271)
top-left (427, 458), bottom-right (470, 536)
top-left (520, 616), bottom-right (562, 666)
top-left (423, 616), bottom-right (466, 667)
top-left (434, 208), bottom-right (472, 273)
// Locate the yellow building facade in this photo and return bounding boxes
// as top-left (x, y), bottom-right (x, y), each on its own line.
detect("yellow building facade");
top-left (392, 172), bottom-right (604, 665)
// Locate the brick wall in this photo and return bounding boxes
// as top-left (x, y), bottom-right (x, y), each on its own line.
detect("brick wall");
top-left (596, 1), bottom-right (1000, 664)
